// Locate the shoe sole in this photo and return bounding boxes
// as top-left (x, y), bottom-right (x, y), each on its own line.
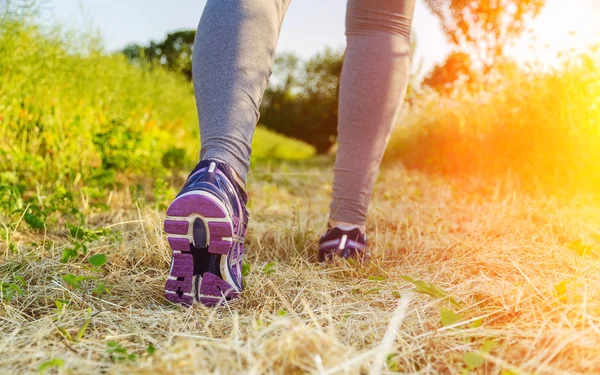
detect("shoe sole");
top-left (163, 190), bottom-right (240, 307)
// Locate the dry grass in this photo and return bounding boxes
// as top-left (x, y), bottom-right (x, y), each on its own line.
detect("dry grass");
top-left (2, 162), bottom-right (600, 374)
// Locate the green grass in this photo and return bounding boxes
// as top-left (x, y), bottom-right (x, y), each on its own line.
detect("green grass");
top-left (2, 8), bottom-right (600, 375)
top-left (0, 16), bottom-right (314, 225)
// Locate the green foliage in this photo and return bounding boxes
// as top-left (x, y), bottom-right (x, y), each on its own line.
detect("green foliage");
top-left (402, 275), bottom-right (462, 308)
top-left (92, 282), bottom-right (109, 297)
top-left (463, 351), bottom-right (485, 370)
top-left (60, 225), bottom-right (118, 263)
top-left (106, 341), bottom-right (137, 362)
top-left (88, 253), bottom-right (107, 267)
top-left (38, 358), bottom-right (64, 373)
top-left (0, 16), bottom-right (313, 230)
top-left (122, 30), bottom-right (195, 80)
top-left (439, 307), bottom-right (462, 326)
top-left (423, 51), bottom-right (474, 94)
top-left (386, 49), bottom-right (600, 192)
top-left (62, 273), bottom-right (87, 289)
top-left (56, 309), bottom-right (92, 343)
top-left (260, 49), bottom-right (343, 153)
top-left (262, 261), bottom-right (276, 276)
top-left (1, 274), bottom-right (25, 302)
top-left (462, 340), bottom-right (497, 372)
top-left (241, 260), bottom-right (251, 277)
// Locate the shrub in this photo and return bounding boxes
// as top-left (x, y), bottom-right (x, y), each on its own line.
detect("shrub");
top-left (385, 48), bottom-right (600, 192)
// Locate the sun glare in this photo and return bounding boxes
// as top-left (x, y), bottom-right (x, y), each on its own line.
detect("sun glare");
top-left (508, 0), bottom-right (600, 67)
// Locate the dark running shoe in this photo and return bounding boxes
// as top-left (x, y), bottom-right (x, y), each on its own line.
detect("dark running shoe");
top-left (164, 159), bottom-right (249, 307)
top-left (318, 226), bottom-right (368, 262)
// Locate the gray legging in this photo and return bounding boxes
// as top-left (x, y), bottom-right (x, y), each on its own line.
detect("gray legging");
top-left (193, 0), bottom-right (415, 226)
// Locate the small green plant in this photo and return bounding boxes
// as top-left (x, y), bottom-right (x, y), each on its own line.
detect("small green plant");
top-left (262, 261), bottom-right (277, 276)
top-left (461, 339), bottom-right (497, 374)
top-left (242, 260), bottom-right (251, 289)
top-left (440, 307), bottom-right (463, 327)
top-left (38, 358), bottom-right (64, 373)
top-left (61, 253), bottom-right (109, 296)
top-left (277, 309), bottom-right (288, 316)
top-left (92, 282), bottom-right (109, 297)
top-left (386, 353), bottom-right (400, 372)
top-left (61, 223), bottom-right (117, 263)
top-left (62, 274), bottom-right (87, 289)
top-left (106, 341), bottom-right (137, 362)
top-left (402, 275), bottom-right (462, 308)
top-left (54, 299), bottom-right (69, 318)
top-left (0, 275), bottom-right (26, 302)
top-left (56, 309), bottom-right (92, 343)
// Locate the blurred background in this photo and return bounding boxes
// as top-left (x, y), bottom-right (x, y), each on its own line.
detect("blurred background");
top-left (1, 0), bottom-right (599, 227)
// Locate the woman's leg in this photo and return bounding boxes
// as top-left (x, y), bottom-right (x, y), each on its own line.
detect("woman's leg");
top-left (193, 0), bottom-right (291, 182)
top-left (165, 0), bottom-right (291, 307)
top-left (329, 0), bottom-right (416, 229)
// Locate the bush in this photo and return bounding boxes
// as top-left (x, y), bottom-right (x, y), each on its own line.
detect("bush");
top-left (0, 15), bottom-right (314, 193)
top-left (0, 13), bottom-right (314, 225)
top-left (384, 48), bottom-right (600, 192)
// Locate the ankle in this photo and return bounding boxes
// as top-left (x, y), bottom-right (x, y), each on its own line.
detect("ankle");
top-left (208, 158), bottom-right (246, 191)
top-left (328, 219), bottom-right (366, 235)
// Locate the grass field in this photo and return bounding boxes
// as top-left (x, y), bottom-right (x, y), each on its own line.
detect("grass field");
top-left (2, 8), bottom-right (600, 375)
top-left (3, 161), bottom-right (600, 374)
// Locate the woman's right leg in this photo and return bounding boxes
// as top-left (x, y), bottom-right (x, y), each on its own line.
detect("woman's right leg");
top-left (193, 0), bottom-right (291, 182)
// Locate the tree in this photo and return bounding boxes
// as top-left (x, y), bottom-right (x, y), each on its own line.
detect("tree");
top-left (122, 30), bottom-right (195, 80)
top-left (423, 51), bottom-right (473, 94)
top-left (260, 49), bottom-right (344, 154)
top-left (424, 0), bottom-right (545, 72)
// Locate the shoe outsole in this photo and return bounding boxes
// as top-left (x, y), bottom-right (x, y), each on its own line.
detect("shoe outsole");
top-left (164, 191), bottom-right (240, 307)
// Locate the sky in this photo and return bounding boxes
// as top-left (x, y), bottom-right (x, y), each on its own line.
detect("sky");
top-left (41, 0), bottom-right (600, 78)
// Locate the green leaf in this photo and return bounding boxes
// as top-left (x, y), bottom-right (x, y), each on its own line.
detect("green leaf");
top-left (402, 275), bottom-right (462, 308)
top-left (93, 282), bottom-right (108, 297)
top-left (24, 212), bottom-right (45, 230)
top-left (67, 224), bottom-right (87, 240)
top-left (146, 344), bottom-right (156, 355)
top-left (481, 339), bottom-right (497, 354)
top-left (56, 326), bottom-right (73, 342)
top-left (38, 358), bottom-right (64, 373)
top-left (88, 253), bottom-right (107, 267)
top-left (463, 351), bottom-right (485, 369)
top-left (386, 353), bottom-right (400, 372)
top-left (262, 261), bottom-right (276, 276)
top-left (568, 239), bottom-right (593, 257)
top-left (277, 309), bottom-right (288, 316)
top-left (469, 318), bottom-right (484, 328)
top-left (242, 260), bottom-right (251, 277)
top-left (440, 307), bottom-right (462, 326)
top-left (60, 247), bottom-right (79, 263)
top-left (554, 280), bottom-right (568, 295)
top-left (501, 370), bottom-right (518, 375)
top-left (75, 316), bottom-right (91, 341)
top-left (62, 273), bottom-right (86, 289)
top-left (368, 275), bottom-right (387, 281)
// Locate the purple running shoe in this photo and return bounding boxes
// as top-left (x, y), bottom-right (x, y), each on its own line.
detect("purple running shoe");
top-left (318, 227), bottom-right (368, 262)
top-left (164, 159), bottom-right (249, 307)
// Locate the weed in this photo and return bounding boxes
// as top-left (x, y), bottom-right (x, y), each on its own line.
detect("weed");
top-left (106, 341), bottom-right (137, 362)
